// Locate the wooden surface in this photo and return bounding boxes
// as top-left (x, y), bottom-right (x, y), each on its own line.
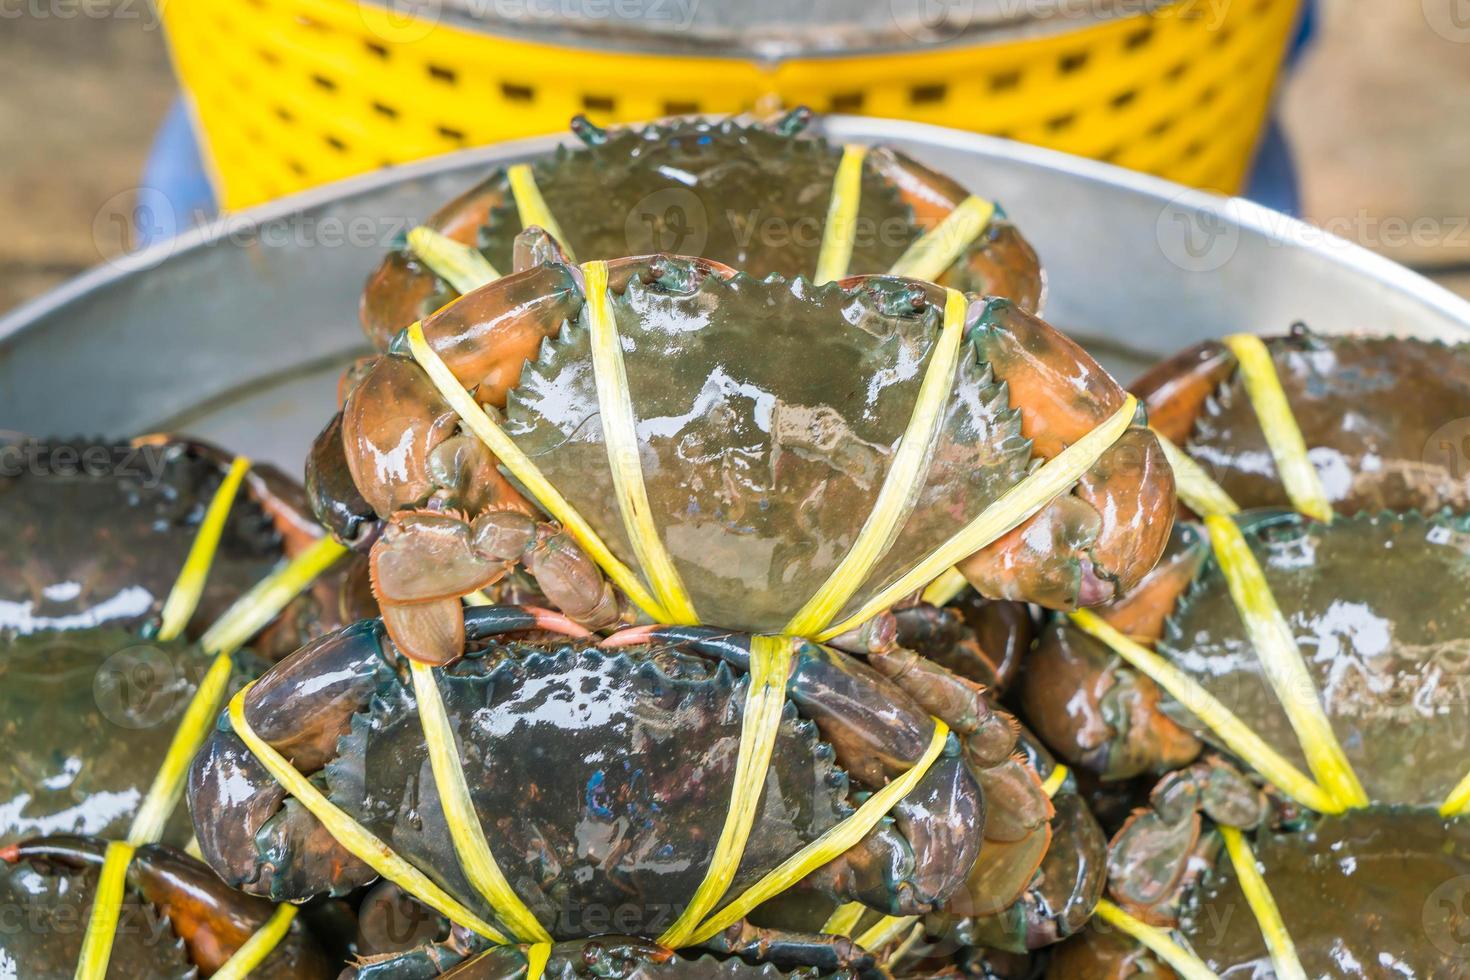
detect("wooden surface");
top-left (2, 0), bottom-right (1467, 316)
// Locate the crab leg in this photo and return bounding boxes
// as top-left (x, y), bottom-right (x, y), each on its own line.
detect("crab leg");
top-left (6, 836), bottom-right (333, 976)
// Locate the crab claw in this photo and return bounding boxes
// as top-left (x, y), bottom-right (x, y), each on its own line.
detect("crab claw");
top-left (8, 835), bottom-right (334, 976)
top-left (959, 300), bottom-right (1175, 610)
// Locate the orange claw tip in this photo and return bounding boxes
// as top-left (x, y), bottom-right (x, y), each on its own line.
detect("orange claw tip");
top-left (598, 624), bottom-right (664, 649)
top-left (523, 606), bottom-right (594, 638)
top-left (0, 844), bottom-right (19, 864)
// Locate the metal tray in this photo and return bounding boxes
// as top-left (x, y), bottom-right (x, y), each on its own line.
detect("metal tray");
top-left (4, 116), bottom-right (1468, 473)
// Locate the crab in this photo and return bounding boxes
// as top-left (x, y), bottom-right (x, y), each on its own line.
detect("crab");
top-left (0, 435), bottom-right (373, 657)
top-left (308, 254), bottom-right (1174, 666)
top-left (0, 834), bottom-right (334, 977)
top-left (0, 436), bottom-right (374, 848)
top-left (358, 111), bottom-right (1044, 349)
top-left (1134, 326), bottom-right (1470, 516)
top-left (345, 884), bottom-right (897, 980)
top-left (1049, 758), bottom-right (1470, 978)
top-left (187, 602), bottom-right (1071, 961)
top-left (1019, 509), bottom-right (1470, 789)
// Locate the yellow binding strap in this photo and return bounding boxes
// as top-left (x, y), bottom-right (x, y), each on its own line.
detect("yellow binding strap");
top-left (157, 455), bottom-right (249, 642)
top-left (73, 841), bottom-right (135, 980)
top-left (855, 914), bottom-right (920, 952)
top-left (920, 567), bottom-right (970, 607)
top-left (1040, 764), bottom-right (1069, 799)
top-left (584, 260), bottom-right (698, 625)
top-left (814, 144), bottom-right (868, 285)
top-left (787, 288), bottom-right (967, 637)
top-left (212, 903), bottom-right (298, 980)
top-left (1093, 899), bottom-right (1218, 980)
top-left (508, 163), bottom-right (574, 261)
top-left (524, 941), bottom-right (553, 980)
top-left (887, 195), bottom-right (996, 282)
top-left (411, 660), bottom-right (553, 943)
top-left (887, 921), bottom-right (925, 965)
top-left (127, 650), bottom-right (237, 845)
top-left (819, 396), bottom-right (1137, 642)
top-left (407, 320), bottom-right (671, 623)
top-left (408, 226), bottom-right (501, 294)
top-left (465, 589), bottom-right (495, 607)
top-left (659, 635), bottom-right (796, 947)
top-left (199, 535), bottom-right (348, 656)
top-left (1218, 827), bottom-right (1307, 980)
top-left (683, 719), bottom-right (950, 946)
top-left (1204, 515), bottom-right (1367, 810)
top-left (229, 684), bottom-right (511, 943)
top-left (1222, 334), bottom-right (1333, 523)
top-left (821, 902), bottom-right (867, 938)
top-left (1068, 610), bottom-right (1339, 814)
top-left (1441, 769), bottom-right (1470, 817)
top-left (1152, 429), bottom-right (1240, 518)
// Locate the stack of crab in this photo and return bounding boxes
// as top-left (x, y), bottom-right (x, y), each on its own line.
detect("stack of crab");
top-left (7, 110), bottom-right (1466, 980)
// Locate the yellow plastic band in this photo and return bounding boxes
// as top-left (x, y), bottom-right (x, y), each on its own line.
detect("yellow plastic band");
top-left (72, 841), bottom-right (136, 980)
top-left (524, 941), bottom-right (553, 980)
top-left (1204, 515), bottom-right (1367, 809)
top-left (584, 260), bottom-right (698, 626)
top-left (1153, 429), bottom-right (1240, 518)
top-left (410, 660), bottom-right (552, 942)
top-left (819, 396), bottom-right (1137, 642)
top-left (465, 589), bottom-right (495, 607)
top-left (211, 902), bottom-right (298, 980)
top-left (787, 288), bottom-right (967, 637)
top-left (74, 840), bottom-right (136, 980)
top-left (1222, 334), bottom-right (1333, 524)
top-left (887, 195), bottom-right (996, 282)
top-left (659, 635), bottom-right (797, 947)
top-left (684, 719), bottom-right (950, 946)
top-left (1068, 609), bottom-right (1339, 813)
top-left (1218, 827), bottom-right (1307, 980)
top-left (821, 902), bottom-right (867, 938)
top-left (855, 914), bottom-right (920, 952)
top-left (508, 163), bottom-right (575, 262)
top-left (814, 144), bottom-right (868, 285)
top-left (157, 455), bottom-right (249, 642)
top-left (199, 535), bottom-right (348, 655)
top-left (920, 567), bottom-right (970, 607)
top-left (1040, 764), bottom-right (1069, 799)
top-left (408, 226), bottom-right (501, 295)
top-left (1093, 899), bottom-right (1218, 980)
top-left (1441, 769), bottom-right (1470, 816)
top-left (228, 684), bottom-right (511, 943)
top-left (407, 320), bottom-right (671, 622)
top-left (127, 650), bottom-right (237, 845)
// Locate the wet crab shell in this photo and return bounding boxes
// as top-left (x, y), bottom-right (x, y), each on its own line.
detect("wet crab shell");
top-left (0, 835), bottom-right (335, 978)
top-left (496, 269), bottom-right (1163, 629)
top-left (188, 615), bottom-right (989, 937)
top-left (360, 114), bottom-right (1043, 347)
top-left (1020, 509), bottom-right (1470, 798)
top-left (1052, 809), bottom-right (1470, 980)
top-left (1135, 328), bottom-right (1470, 516)
top-left (0, 630), bottom-right (259, 847)
top-left (0, 435), bottom-right (374, 658)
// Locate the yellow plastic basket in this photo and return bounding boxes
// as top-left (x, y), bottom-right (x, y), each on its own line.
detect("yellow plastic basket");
top-left (160, 0), bottom-right (1301, 209)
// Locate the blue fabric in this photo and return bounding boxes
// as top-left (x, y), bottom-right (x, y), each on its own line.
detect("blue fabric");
top-left (138, 100), bottom-right (216, 247)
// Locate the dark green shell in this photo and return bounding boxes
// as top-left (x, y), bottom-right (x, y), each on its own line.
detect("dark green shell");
top-left (503, 269), bottom-right (1030, 631)
top-left (1157, 510), bottom-right (1470, 805)
top-left (324, 643), bottom-right (852, 940)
